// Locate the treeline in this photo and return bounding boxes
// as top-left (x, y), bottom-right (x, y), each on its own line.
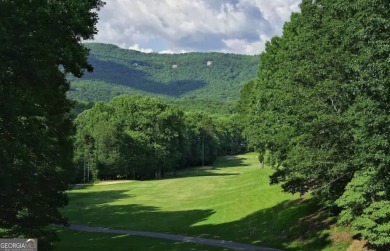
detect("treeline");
top-left (239, 0), bottom-right (389, 249)
top-left (68, 42), bottom-right (258, 101)
top-left (74, 95), bottom-right (246, 181)
top-left (70, 95), bottom-right (237, 119)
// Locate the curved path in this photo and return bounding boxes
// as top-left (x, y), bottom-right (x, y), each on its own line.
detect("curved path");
top-left (62, 224), bottom-right (283, 251)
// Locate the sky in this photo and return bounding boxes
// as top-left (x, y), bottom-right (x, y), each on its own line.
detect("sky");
top-left (92, 0), bottom-right (302, 55)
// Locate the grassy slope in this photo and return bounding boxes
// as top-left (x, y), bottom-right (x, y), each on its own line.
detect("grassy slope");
top-left (56, 153), bottom-right (352, 251)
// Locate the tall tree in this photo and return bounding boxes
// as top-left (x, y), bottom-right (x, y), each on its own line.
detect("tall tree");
top-left (215, 114), bottom-right (247, 156)
top-left (239, 0), bottom-right (390, 247)
top-left (0, 1), bottom-right (103, 250)
top-left (184, 112), bottom-right (219, 167)
top-left (74, 95), bottom-right (188, 180)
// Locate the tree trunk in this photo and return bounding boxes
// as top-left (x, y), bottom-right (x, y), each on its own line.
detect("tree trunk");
top-left (202, 134), bottom-right (205, 166)
top-left (259, 161), bottom-right (264, 169)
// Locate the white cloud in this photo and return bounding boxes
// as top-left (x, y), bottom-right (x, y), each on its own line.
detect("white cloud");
top-left (222, 38), bottom-right (265, 55)
top-left (159, 49), bottom-right (188, 54)
top-left (128, 44), bottom-right (154, 53)
top-left (93, 0), bottom-right (302, 55)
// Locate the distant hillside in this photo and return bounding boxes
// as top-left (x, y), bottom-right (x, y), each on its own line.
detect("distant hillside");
top-left (68, 43), bottom-right (258, 102)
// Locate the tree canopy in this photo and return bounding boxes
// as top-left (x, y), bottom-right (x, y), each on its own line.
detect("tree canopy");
top-left (239, 0), bottom-right (390, 248)
top-left (73, 95), bottom-right (247, 182)
top-left (0, 1), bottom-right (103, 249)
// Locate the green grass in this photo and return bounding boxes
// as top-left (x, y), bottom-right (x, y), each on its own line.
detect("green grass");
top-left (56, 153), bottom-right (352, 251)
top-left (55, 229), bottom-right (228, 251)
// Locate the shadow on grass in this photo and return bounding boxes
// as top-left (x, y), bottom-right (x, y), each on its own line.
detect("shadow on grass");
top-left (56, 229), bottom-right (229, 251)
top-left (64, 190), bottom-right (216, 235)
top-left (66, 190), bottom-right (134, 205)
top-left (191, 198), bottom-right (334, 251)
top-left (62, 190), bottom-right (334, 251)
top-left (70, 156), bottom-right (247, 185)
top-left (213, 156), bottom-right (250, 168)
top-left (71, 166), bottom-right (242, 187)
top-left (63, 157), bottom-right (336, 250)
top-left (173, 168), bottom-right (239, 179)
top-left (171, 156), bottom-right (249, 178)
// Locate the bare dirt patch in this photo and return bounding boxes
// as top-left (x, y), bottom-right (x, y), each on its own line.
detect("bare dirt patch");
top-left (299, 210), bottom-right (333, 234)
top-left (346, 240), bottom-right (369, 251)
top-left (330, 231), bottom-right (352, 243)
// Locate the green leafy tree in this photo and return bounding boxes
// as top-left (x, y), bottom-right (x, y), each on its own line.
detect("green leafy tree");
top-left (74, 95), bottom-right (187, 180)
top-left (0, 0), bottom-right (104, 249)
top-left (215, 115), bottom-right (247, 156)
top-left (184, 112), bottom-right (219, 167)
top-left (239, 0), bottom-right (390, 247)
top-left (74, 95), bottom-right (248, 180)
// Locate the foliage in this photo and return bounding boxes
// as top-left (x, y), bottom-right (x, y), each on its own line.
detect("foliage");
top-left (74, 95), bottom-right (186, 180)
top-left (215, 114), bottom-right (248, 156)
top-left (0, 0), bottom-right (103, 249)
top-left (69, 83), bottom-right (238, 117)
top-left (168, 98), bottom-right (238, 115)
top-left (239, 0), bottom-right (390, 247)
top-left (183, 112), bottom-right (219, 167)
top-left (73, 95), bottom-right (244, 181)
top-left (69, 100), bottom-right (94, 119)
top-left (337, 170), bottom-right (390, 249)
top-left (68, 43), bottom-right (258, 101)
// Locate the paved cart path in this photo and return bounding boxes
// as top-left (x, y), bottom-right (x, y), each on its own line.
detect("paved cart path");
top-left (61, 224), bottom-right (283, 251)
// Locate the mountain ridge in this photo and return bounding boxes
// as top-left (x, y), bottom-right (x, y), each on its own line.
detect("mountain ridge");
top-left (69, 43), bottom-right (259, 103)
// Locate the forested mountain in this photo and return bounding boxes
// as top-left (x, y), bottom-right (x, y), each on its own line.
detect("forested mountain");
top-left (68, 43), bottom-right (258, 102)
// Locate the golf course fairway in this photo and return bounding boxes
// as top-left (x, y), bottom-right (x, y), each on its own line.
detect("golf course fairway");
top-left (55, 153), bottom-right (352, 251)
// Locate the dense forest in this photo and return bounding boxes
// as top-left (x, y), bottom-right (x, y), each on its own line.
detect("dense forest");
top-left (70, 95), bottom-right (238, 119)
top-left (74, 95), bottom-right (247, 181)
top-left (239, 0), bottom-right (389, 249)
top-left (68, 43), bottom-right (258, 102)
